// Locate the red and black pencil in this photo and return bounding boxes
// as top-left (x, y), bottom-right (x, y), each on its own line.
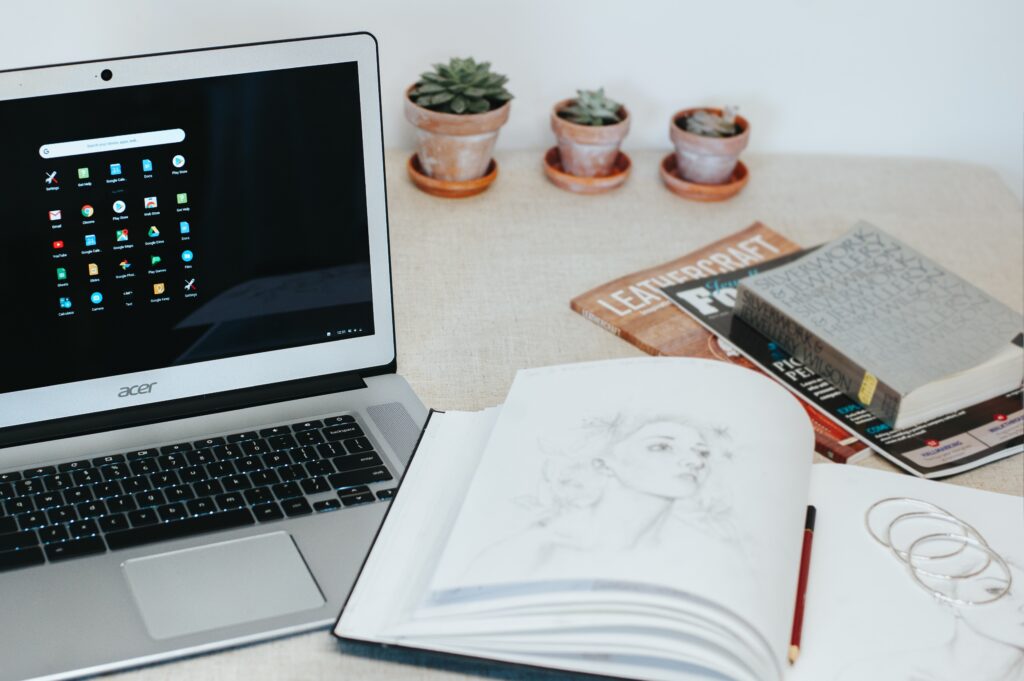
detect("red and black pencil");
top-left (789, 505), bottom-right (816, 664)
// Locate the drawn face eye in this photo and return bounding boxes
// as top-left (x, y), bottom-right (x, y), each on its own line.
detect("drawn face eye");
top-left (647, 441), bottom-right (672, 453)
top-left (693, 445), bottom-right (711, 458)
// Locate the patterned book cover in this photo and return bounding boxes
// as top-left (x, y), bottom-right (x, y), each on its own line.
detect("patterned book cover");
top-left (570, 223), bottom-right (868, 462)
top-left (734, 222), bottom-right (1024, 427)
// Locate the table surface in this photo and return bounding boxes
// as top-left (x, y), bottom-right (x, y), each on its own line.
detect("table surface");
top-left (109, 149), bottom-right (1024, 680)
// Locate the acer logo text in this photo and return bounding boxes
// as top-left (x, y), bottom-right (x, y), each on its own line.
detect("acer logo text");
top-left (118, 382), bottom-right (157, 398)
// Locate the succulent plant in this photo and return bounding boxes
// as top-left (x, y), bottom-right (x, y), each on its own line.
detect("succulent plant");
top-left (558, 88), bottom-right (623, 126)
top-left (683, 106), bottom-right (741, 138)
top-left (410, 57), bottom-right (512, 115)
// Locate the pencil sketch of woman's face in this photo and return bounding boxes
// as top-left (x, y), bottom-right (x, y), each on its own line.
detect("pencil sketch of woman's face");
top-left (959, 563), bottom-right (1024, 647)
top-left (603, 422), bottom-right (712, 498)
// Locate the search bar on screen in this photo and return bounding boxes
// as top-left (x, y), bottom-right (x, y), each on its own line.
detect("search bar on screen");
top-left (39, 128), bottom-right (186, 159)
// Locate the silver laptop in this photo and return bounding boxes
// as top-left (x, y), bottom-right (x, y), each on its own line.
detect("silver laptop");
top-left (0, 33), bottom-right (428, 680)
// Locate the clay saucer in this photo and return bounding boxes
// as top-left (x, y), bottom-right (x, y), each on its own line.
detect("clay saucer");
top-left (659, 153), bottom-right (748, 202)
top-left (407, 154), bottom-right (498, 198)
top-left (542, 147), bottom-right (631, 194)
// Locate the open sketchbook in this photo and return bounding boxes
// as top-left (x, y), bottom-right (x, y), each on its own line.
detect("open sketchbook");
top-left (334, 359), bottom-right (1024, 681)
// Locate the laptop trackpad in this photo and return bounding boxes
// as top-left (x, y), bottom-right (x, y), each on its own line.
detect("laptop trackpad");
top-left (123, 532), bottom-right (325, 640)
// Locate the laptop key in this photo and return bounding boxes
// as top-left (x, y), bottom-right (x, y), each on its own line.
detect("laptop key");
top-left (92, 453), bottom-right (127, 466)
top-left (179, 466), bottom-right (206, 483)
top-left (215, 493), bottom-right (245, 510)
top-left (328, 466), bottom-right (393, 490)
top-left (278, 464), bottom-right (305, 482)
top-left (236, 457), bottom-right (262, 473)
top-left (124, 450), bottom-right (157, 462)
top-left (343, 437), bottom-right (374, 454)
top-left (267, 434), bottom-right (298, 451)
top-left (225, 431), bottom-right (259, 444)
top-left (261, 452), bottom-right (289, 468)
top-left (376, 488), bottom-right (397, 500)
top-left (128, 509), bottom-right (158, 527)
top-left (212, 444), bottom-right (243, 460)
top-left (100, 464), bottom-right (130, 481)
top-left (57, 460), bottom-right (92, 473)
top-left (164, 485), bottom-right (194, 502)
top-left (193, 480), bottom-right (223, 497)
top-left (0, 482), bottom-right (12, 499)
top-left (120, 477), bottom-right (148, 494)
top-left (0, 546), bottom-right (44, 572)
top-left (46, 506), bottom-right (77, 524)
top-left (67, 519), bottom-right (99, 538)
top-left (107, 495), bottom-right (138, 513)
top-left (249, 469), bottom-right (280, 486)
top-left (281, 498), bottom-right (312, 517)
top-left (295, 430), bottom-right (325, 446)
top-left (88, 481), bottom-right (117, 498)
top-left (323, 415), bottom-right (356, 426)
top-left (151, 471), bottom-right (180, 488)
top-left (340, 492), bottom-right (376, 507)
top-left (193, 437), bottom-right (226, 449)
top-left (106, 509), bottom-right (255, 550)
top-left (240, 440), bottom-right (270, 456)
top-left (222, 475), bottom-right (251, 492)
top-left (259, 426), bottom-right (292, 437)
top-left (291, 420), bottom-right (322, 432)
top-left (33, 492), bottom-right (63, 509)
top-left (135, 490), bottom-right (166, 507)
top-left (0, 530), bottom-right (39, 551)
top-left (99, 514), bottom-right (129, 533)
top-left (253, 502), bottom-right (284, 521)
top-left (0, 517), bottom-right (16, 534)
top-left (157, 503), bottom-right (188, 522)
top-left (129, 459), bottom-right (159, 476)
top-left (317, 443), bottom-right (344, 458)
top-left (300, 477), bottom-right (330, 495)
top-left (25, 466), bottom-right (57, 479)
top-left (72, 469), bottom-right (99, 486)
top-left (157, 454), bottom-right (188, 470)
top-left (334, 453), bottom-right (384, 473)
top-left (39, 524), bottom-right (70, 543)
top-left (186, 449), bottom-right (216, 466)
top-left (0, 472), bottom-right (23, 482)
top-left (271, 483), bottom-right (302, 500)
top-left (186, 497), bottom-right (216, 515)
top-left (160, 443), bottom-right (193, 455)
top-left (66, 486), bottom-right (95, 503)
top-left (5, 498), bottom-right (34, 515)
top-left (314, 499), bottom-right (341, 513)
top-left (46, 536), bottom-right (106, 562)
top-left (206, 462), bottom-right (235, 478)
top-left (17, 512), bottom-right (48, 530)
top-left (323, 423), bottom-right (364, 441)
top-left (244, 487), bottom-right (273, 505)
top-left (14, 479), bottom-right (43, 496)
top-left (305, 460), bottom-right (334, 476)
top-left (292, 447), bottom-right (317, 464)
top-left (76, 500), bottom-right (107, 519)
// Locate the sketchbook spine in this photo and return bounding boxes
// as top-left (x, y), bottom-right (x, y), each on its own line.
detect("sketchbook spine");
top-left (734, 283), bottom-right (903, 426)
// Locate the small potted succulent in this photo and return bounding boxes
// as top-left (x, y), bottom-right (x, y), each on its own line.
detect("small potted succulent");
top-left (404, 57), bottom-right (512, 196)
top-left (669, 106), bottom-right (749, 185)
top-left (550, 88), bottom-right (630, 178)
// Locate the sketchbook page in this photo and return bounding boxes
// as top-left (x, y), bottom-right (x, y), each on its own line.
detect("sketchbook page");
top-left (791, 465), bottom-right (1024, 681)
top-left (428, 358), bottom-right (816, 673)
top-left (335, 408), bottom-right (500, 640)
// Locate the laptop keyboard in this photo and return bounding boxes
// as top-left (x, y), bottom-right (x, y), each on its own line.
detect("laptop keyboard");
top-left (0, 414), bottom-right (396, 573)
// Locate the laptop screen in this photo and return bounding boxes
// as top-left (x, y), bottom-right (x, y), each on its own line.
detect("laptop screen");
top-left (0, 61), bottom-right (374, 396)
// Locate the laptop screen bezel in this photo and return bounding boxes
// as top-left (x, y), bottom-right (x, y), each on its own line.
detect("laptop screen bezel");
top-left (0, 33), bottom-right (396, 430)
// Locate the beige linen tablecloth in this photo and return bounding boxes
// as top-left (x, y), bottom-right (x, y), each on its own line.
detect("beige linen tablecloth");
top-left (108, 150), bottom-right (1024, 680)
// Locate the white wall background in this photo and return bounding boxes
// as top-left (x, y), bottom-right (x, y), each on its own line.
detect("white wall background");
top-left (3, 0), bottom-right (1022, 199)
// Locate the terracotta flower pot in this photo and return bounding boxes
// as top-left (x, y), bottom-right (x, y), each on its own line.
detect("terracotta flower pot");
top-left (550, 99), bottom-right (630, 178)
top-left (669, 108), bottom-right (750, 185)
top-left (404, 85), bottom-right (511, 183)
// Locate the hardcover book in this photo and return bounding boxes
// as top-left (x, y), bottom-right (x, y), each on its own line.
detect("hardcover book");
top-left (662, 252), bottom-right (1023, 478)
top-left (570, 223), bottom-right (867, 463)
top-left (334, 359), bottom-right (1023, 681)
top-left (734, 222), bottom-right (1024, 429)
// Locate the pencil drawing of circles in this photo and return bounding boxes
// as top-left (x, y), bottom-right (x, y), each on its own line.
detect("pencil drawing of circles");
top-left (864, 497), bottom-right (964, 548)
top-left (886, 511), bottom-right (991, 579)
top-left (907, 534), bottom-right (1012, 606)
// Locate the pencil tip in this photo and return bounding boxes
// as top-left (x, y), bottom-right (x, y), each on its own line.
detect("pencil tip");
top-left (788, 645), bottom-right (800, 664)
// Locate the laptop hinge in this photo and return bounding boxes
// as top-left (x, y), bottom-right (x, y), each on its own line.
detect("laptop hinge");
top-left (0, 371), bottom-right (367, 449)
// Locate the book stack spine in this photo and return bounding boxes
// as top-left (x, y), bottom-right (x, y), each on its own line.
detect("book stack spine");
top-left (734, 284), bottom-right (903, 426)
